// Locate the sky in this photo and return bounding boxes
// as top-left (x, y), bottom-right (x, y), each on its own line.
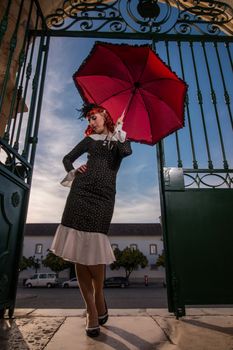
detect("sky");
top-left (26, 37), bottom-right (161, 223)
top-left (26, 34), bottom-right (233, 224)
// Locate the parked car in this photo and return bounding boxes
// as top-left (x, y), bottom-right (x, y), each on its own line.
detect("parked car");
top-left (25, 273), bottom-right (59, 288)
top-left (62, 277), bottom-right (79, 288)
top-left (104, 277), bottom-right (129, 288)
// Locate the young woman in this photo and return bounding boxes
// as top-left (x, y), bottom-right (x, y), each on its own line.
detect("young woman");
top-left (50, 104), bottom-right (132, 337)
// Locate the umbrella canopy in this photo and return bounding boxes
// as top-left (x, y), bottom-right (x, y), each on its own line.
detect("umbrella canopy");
top-left (73, 42), bottom-right (187, 145)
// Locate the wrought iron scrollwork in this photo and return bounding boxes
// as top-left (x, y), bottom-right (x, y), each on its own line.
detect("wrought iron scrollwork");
top-left (175, 0), bottom-right (233, 35)
top-left (45, 0), bottom-right (233, 36)
top-left (0, 142), bottom-right (31, 183)
top-left (184, 171), bottom-right (233, 189)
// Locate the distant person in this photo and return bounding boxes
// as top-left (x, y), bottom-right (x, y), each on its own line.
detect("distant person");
top-left (50, 103), bottom-right (132, 337)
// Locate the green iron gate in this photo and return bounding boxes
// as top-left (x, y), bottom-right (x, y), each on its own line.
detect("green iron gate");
top-left (0, 0), bottom-right (49, 317)
top-left (156, 35), bottom-right (233, 317)
top-left (0, 0), bottom-right (232, 318)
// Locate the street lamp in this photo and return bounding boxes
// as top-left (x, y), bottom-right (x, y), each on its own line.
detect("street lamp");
top-left (33, 255), bottom-right (43, 273)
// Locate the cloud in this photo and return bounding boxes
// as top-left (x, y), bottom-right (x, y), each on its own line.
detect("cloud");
top-left (113, 186), bottom-right (160, 223)
top-left (26, 46), bottom-right (87, 223)
top-left (28, 179), bottom-right (160, 223)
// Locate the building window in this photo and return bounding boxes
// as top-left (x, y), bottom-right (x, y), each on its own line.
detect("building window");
top-left (35, 244), bottom-right (43, 254)
top-left (111, 244), bottom-right (118, 251)
top-left (130, 244), bottom-right (137, 251)
top-left (150, 244), bottom-right (157, 255)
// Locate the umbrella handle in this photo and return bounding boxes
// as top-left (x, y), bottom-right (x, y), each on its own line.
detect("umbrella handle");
top-left (120, 89), bottom-right (136, 121)
top-left (120, 108), bottom-right (126, 121)
top-left (114, 93), bottom-right (134, 132)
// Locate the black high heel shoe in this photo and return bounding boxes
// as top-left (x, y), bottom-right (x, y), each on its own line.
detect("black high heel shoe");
top-left (98, 299), bottom-right (108, 326)
top-left (85, 314), bottom-right (100, 337)
top-left (85, 325), bottom-right (100, 337)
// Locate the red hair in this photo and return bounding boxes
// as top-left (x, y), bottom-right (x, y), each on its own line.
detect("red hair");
top-left (85, 107), bottom-right (114, 136)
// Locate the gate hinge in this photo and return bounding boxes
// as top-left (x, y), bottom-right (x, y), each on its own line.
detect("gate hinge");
top-left (163, 167), bottom-right (184, 191)
top-left (171, 273), bottom-right (186, 319)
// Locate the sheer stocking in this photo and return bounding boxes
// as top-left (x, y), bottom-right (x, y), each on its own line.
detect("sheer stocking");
top-left (75, 263), bottom-right (98, 328)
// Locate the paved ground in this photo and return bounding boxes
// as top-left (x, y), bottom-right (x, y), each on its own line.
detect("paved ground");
top-left (1, 308), bottom-right (233, 349)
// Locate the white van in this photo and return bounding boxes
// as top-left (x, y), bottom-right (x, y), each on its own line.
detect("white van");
top-left (25, 273), bottom-right (59, 288)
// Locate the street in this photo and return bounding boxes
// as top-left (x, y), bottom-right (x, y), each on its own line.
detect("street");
top-left (16, 283), bottom-right (168, 309)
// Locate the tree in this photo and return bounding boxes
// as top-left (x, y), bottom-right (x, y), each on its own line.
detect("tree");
top-left (156, 251), bottom-right (165, 267)
top-left (19, 256), bottom-right (35, 271)
top-left (110, 247), bottom-right (148, 279)
top-left (42, 252), bottom-right (73, 273)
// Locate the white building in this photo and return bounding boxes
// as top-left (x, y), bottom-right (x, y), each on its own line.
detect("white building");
top-left (20, 223), bottom-right (165, 283)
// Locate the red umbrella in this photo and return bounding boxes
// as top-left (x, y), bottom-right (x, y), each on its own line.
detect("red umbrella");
top-left (73, 42), bottom-right (187, 145)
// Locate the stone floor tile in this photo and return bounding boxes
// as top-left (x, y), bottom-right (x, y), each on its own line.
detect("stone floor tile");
top-left (30, 309), bottom-right (85, 317)
top-left (146, 309), bottom-right (173, 317)
top-left (0, 317), bottom-right (65, 350)
top-left (201, 308), bottom-right (233, 316)
top-left (183, 308), bottom-right (206, 316)
top-left (108, 309), bottom-right (148, 316)
top-left (45, 316), bottom-right (168, 350)
top-left (153, 315), bottom-right (233, 350)
top-left (14, 309), bottom-right (36, 317)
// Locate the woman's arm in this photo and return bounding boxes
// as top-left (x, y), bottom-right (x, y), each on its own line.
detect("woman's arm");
top-left (115, 139), bottom-right (132, 158)
top-left (63, 137), bottom-right (90, 172)
top-left (111, 119), bottom-right (132, 158)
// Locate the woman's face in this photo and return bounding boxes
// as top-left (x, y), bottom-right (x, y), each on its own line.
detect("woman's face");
top-left (87, 112), bottom-right (108, 134)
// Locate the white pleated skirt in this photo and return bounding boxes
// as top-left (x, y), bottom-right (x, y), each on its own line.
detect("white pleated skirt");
top-left (50, 224), bottom-right (116, 265)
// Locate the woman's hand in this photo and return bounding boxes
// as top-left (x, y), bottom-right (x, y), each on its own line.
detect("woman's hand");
top-left (75, 164), bottom-right (87, 175)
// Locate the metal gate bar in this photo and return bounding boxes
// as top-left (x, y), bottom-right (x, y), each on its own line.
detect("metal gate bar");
top-left (190, 41), bottom-right (213, 169)
top-left (202, 42), bottom-right (228, 169)
top-left (13, 14), bottom-right (40, 153)
top-left (8, 0), bottom-right (34, 148)
top-left (177, 41), bottom-right (198, 169)
top-left (214, 42), bottom-right (233, 130)
top-left (22, 34), bottom-right (46, 161)
top-left (165, 40), bottom-right (183, 168)
top-left (225, 43), bottom-right (233, 71)
top-left (155, 40), bottom-right (233, 175)
top-left (29, 35), bottom-right (50, 174)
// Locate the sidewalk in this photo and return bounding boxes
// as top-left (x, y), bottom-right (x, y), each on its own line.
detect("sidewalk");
top-left (1, 308), bottom-right (233, 349)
